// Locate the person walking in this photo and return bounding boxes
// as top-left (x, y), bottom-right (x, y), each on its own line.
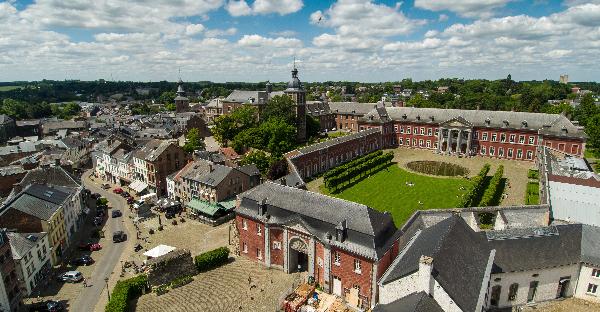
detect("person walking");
top-left (83, 277), bottom-right (87, 288)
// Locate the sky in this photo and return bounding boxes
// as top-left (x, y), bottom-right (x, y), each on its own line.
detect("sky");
top-left (1, 0), bottom-right (600, 82)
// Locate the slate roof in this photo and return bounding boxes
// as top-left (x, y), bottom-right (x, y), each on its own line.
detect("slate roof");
top-left (179, 159), bottom-right (253, 187)
top-left (373, 292), bottom-right (443, 312)
top-left (18, 165), bottom-right (80, 189)
top-left (237, 164), bottom-right (260, 177)
top-left (225, 90), bottom-right (284, 103)
top-left (237, 182), bottom-right (399, 260)
top-left (487, 224), bottom-right (583, 273)
top-left (289, 128), bottom-right (381, 156)
top-left (581, 224), bottom-right (600, 267)
top-left (328, 102), bottom-right (380, 115)
top-left (6, 232), bottom-right (46, 259)
top-left (380, 216), bottom-right (490, 312)
top-left (366, 107), bottom-right (584, 138)
top-left (2, 184), bottom-right (71, 221)
top-left (135, 139), bottom-right (173, 162)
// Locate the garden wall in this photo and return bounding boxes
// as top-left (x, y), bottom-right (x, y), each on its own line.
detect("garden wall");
top-left (147, 249), bottom-right (196, 286)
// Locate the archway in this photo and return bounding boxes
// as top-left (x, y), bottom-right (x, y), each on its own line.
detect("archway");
top-left (441, 142), bottom-right (448, 152)
top-left (288, 238), bottom-right (308, 273)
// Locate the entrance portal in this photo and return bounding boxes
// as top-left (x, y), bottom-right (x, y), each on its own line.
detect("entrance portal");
top-left (288, 238), bottom-right (309, 273)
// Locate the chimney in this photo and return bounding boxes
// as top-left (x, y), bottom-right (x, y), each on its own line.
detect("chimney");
top-left (258, 198), bottom-right (267, 215)
top-left (418, 255), bottom-right (434, 295)
top-left (335, 220), bottom-right (347, 242)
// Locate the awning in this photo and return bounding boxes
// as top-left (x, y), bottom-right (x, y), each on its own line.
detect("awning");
top-left (187, 199), bottom-right (222, 217)
top-left (143, 244), bottom-right (176, 258)
top-left (129, 181), bottom-right (148, 194)
top-left (219, 199), bottom-right (236, 211)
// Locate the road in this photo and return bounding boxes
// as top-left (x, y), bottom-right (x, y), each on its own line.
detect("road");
top-left (70, 172), bottom-right (130, 312)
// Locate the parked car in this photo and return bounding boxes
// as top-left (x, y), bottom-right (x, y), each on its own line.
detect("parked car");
top-left (113, 188), bottom-right (123, 194)
top-left (113, 231), bottom-right (127, 243)
top-left (28, 300), bottom-right (64, 312)
top-left (101, 184), bottom-right (110, 190)
top-left (57, 271), bottom-right (83, 283)
top-left (70, 255), bottom-right (94, 266)
top-left (93, 217), bottom-right (103, 226)
top-left (165, 211), bottom-right (176, 219)
top-left (111, 210), bottom-right (122, 218)
top-left (91, 193), bottom-right (101, 199)
top-left (127, 197), bottom-right (134, 204)
top-left (79, 242), bottom-right (102, 251)
top-left (120, 191), bottom-right (130, 198)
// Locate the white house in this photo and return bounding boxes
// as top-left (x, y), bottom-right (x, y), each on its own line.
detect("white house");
top-left (7, 232), bottom-right (51, 296)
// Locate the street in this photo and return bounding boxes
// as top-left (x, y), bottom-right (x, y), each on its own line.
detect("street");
top-left (69, 172), bottom-right (131, 312)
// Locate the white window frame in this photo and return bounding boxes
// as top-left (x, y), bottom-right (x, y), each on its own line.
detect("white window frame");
top-left (426, 141), bottom-right (431, 148)
top-left (517, 149), bottom-right (523, 159)
top-left (400, 127), bottom-right (404, 134)
top-left (419, 139), bottom-right (424, 147)
top-left (482, 132), bottom-right (488, 141)
top-left (519, 135), bottom-right (525, 144)
top-left (334, 252), bottom-right (341, 266)
top-left (499, 148), bottom-right (504, 157)
top-left (354, 259), bottom-right (362, 274)
top-left (491, 133), bottom-right (498, 142)
top-left (399, 138), bottom-right (403, 145)
top-left (526, 150), bottom-right (533, 160)
top-left (588, 283), bottom-right (598, 295)
top-left (481, 146), bottom-right (487, 155)
top-left (509, 134), bottom-right (515, 143)
top-left (242, 220), bottom-right (248, 231)
top-left (243, 242), bottom-right (248, 253)
top-left (592, 269), bottom-right (600, 278)
top-left (501, 133), bottom-right (506, 142)
top-left (428, 128), bottom-right (433, 136)
top-left (407, 126), bottom-right (411, 134)
top-left (528, 136), bottom-right (535, 145)
top-left (257, 225), bottom-right (262, 236)
top-left (489, 146), bottom-right (495, 156)
top-left (508, 148), bottom-right (514, 158)
top-left (420, 127), bottom-right (425, 135)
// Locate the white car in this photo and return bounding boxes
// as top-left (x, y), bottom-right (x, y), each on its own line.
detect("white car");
top-left (57, 271), bottom-right (83, 283)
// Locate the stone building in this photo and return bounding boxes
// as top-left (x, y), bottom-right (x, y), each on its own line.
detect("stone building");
top-left (0, 230), bottom-right (21, 312)
top-left (235, 182), bottom-right (401, 309)
top-left (132, 139), bottom-right (190, 196)
top-left (174, 79), bottom-right (190, 113)
top-left (6, 232), bottom-right (51, 296)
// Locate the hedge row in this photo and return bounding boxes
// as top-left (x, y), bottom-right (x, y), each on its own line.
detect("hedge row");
top-left (458, 164), bottom-right (491, 207)
top-left (525, 182), bottom-right (540, 205)
top-left (105, 274), bottom-right (148, 312)
top-left (527, 169), bottom-right (539, 180)
top-left (323, 150), bottom-right (383, 181)
top-left (194, 247), bottom-right (230, 272)
top-left (325, 152), bottom-right (394, 192)
top-left (480, 165), bottom-right (504, 207)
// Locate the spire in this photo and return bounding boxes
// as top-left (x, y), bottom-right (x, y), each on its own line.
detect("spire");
top-left (291, 56), bottom-right (298, 78)
top-left (177, 67), bottom-right (185, 96)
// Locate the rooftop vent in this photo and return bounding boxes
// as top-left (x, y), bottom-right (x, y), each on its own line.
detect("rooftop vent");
top-left (485, 118), bottom-right (491, 126)
top-left (416, 115), bottom-right (421, 120)
top-left (26, 234), bottom-right (38, 242)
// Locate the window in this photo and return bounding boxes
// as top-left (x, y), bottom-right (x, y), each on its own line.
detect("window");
top-left (394, 125), bottom-right (398, 133)
top-left (499, 148), bottom-right (504, 157)
top-left (420, 127), bottom-right (425, 135)
top-left (558, 143), bottom-right (565, 151)
top-left (592, 269), bottom-right (600, 278)
top-left (354, 259), bottom-right (362, 274)
top-left (509, 134), bottom-right (515, 143)
top-left (527, 151), bottom-right (533, 160)
top-left (435, 128), bottom-right (439, 136)
top-left (491, 133), bottom-right (498, 142)
top-left (501, 133), bottom-right (507, 142)
top-left (508, 148), bottom-right (514, 158)
top-left (517, 149), bottom-right (523, 159)
top-left (407, 126), bottom-right (411, 134)
top-left (272, 241), bottom-right (281, 250)
top-left (334, 252), bottom-right (341, 266)
top-left (428, 128), bottom-right (432, 136)
top-left (508, 283), bottom-right (519, 301)
top-left (242, 220), bottom-right (247, 230)
top-left (481, 146), bottom-right (487, 155)
top-left (413, 139), bottom-right (417, 146)
top-left (257, 248), bottom-right (262, 260)
top-left (405, 139), bottom-right (410, 146)
top-left (489, 146), bottom-right (495, 156)
top-left (519, 135), bottom-right (525, 144)
top-left (399, 126), bottom-right (404, 134)
top-left (482, 132), bottom-right (488, 141)
top-left (426, 141), bottom-right (431, 148)
top-left (588, 284), bottom-right (598, 294)
top-left (399, 138), bottom-right (403, 145)
top-left (419, 139), bottom-right (424, 147)
top-left (243, 242), bottom-right (248, 253)
top-left (529, 136), bottom-right (535, 145)
top-left (257, 225), bottom-right (262, 236)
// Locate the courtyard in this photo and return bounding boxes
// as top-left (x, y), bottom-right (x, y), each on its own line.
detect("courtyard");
top-left (308, 147), bottom-right (535, 226)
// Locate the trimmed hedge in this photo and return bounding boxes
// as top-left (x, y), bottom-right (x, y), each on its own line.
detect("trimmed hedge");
top-left (458, 164), bottom-right (490, 208)
top-left (194, 247), bottom-right (230, 272)
top-left (527, 169), bottom-right (539, 180)
top-left (105, 274), bottom-right (148, 312)
top-left (170, 275), bottom-right (193, 289)
top-left (525, 181), bottom-right (540, 205)
top-left (323, 150), bottom-right (383, 181)
top-left (480, 165), bottom-right (504, 207)
top-left (325, 151), bottom-right (394, 192)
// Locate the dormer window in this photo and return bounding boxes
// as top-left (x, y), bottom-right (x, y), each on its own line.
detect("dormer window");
top-left (402, 114), bottom-right (407, 119)
top-left (503, 120), bottom-right (509, 127)
top-left (416, 115), bottom-right (421, 121)
top-left (522, 120), bottom-right (528, 128)
top-left (485, 118), bottom-right (491, 126)
top-left (336, 220), bottom-right (347, 242)
top-left (429, 116), bottom-right (435, 122)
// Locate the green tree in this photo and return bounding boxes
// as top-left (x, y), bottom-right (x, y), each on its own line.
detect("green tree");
top-left (306, 115), bottom-right (321, 139)
top-left (211, 114), bottom-right (236, 145)
top-left (158, 91), bottom-right (176, 104)
top-left (586, 114), bottom-right (600, 149)
top-left (575, 93), bottom-right (598, 126)
top-left (1, 99), bottom-right (27, 119)
top-left (165, 103), bottom-right (176, 111)
top-left (260, 118), bottom-right (296, 157)
top-left (262, 95), bottom-right (295, 123)
top-left (183, 128), bottom-right (205, 153)
top-left (239, 150), bottom-right (271, 175)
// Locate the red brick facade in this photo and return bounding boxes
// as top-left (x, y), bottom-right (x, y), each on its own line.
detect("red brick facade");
top-left (329, 248), bottom-right (374, 306)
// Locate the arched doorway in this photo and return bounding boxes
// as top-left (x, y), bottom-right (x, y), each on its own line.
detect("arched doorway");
top-left (288, 238), bottom-right (308, 273)
top-left (441, 142), bottom-right (448, 152)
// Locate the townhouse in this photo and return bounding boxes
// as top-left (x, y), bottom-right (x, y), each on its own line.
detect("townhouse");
top-left (6, 232), bottom-right (50, 296)
top-left (0, 230), bottom-right (21, 312)
top-left (132, 139), bottom-right (189, 196)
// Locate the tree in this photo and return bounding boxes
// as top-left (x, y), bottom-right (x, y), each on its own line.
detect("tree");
top-left (239, 150), bottom-right (270, 175)
top-left (1, 99), bottom-right (27, 119)
top-left (260, 117), bottom-right (296, 157)
top-left (183, 128), bottom-right (205, 153)
top-left (158, 91), bottom-right (176, 104)
top-left (211, 105), bottom-right (258, 145)
top-left (165, 103), bottom-right (176, 111)
top-left (574, 93), bottom-right (598, 126)
top-left (262, 95), bottom-right (295, 123)
top-left (306, 115), bottom-right (321, 139)
top-left (586, 114), bottom-right (600, 149)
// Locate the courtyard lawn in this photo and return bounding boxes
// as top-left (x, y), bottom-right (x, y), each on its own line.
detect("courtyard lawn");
top-left (320, 164), bottom-right (472, 226)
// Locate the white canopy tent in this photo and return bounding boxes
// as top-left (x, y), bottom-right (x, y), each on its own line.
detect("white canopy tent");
top-left (143, 244), bottom-right (176, 259)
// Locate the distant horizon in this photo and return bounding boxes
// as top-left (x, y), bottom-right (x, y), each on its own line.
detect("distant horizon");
top-left (2, 1), bottom-right (600, 82)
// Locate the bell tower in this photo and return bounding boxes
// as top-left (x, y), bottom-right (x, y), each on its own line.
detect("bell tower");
top-left (284, 63), bottom-right (307, 142)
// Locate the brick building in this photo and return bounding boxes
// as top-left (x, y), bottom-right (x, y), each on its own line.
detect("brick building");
top-left (235, 182), bottom-right (401, 309)
top-left (357, 107), bottom-right (585, 161)
top-left (285, 128), bottom-right (383, 180)
top-left (0, 230), bottom-right (21, 312)
top-left (132, 139), bottom-right (190, 196)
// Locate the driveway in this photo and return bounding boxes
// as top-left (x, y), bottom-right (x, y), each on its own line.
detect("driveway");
top-left (69, 171), bottom-right (131, 312)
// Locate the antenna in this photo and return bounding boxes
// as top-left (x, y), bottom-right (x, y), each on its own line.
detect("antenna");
top-left (178, 67), bottom-right (181, 81)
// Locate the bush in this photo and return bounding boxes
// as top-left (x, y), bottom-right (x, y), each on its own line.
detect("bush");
top-left (325, 151), bottom-right (394, 192)
top-left (105, 274), bottom-right (148, 312)
top-left (480, 165), bottom-right (504, 207)
top-left (153, 285), bottom-right (169, 296)
top-left (194, 247), bottom-right (230, 272)
top-left (169, 275), bottom-right (193, 289)
top-left (406, 161), bottom-right (469, 177)
top-left (458, 164), bottom-right (490, 208)
top-left (97, 198), bottom-right (109, 206)
top-left (527, 169), bottom-right (539, 180)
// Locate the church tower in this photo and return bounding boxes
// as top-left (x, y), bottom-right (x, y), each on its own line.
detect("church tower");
top-left (174, 78), bottom-right (189, 113)
top-left (284, 65), bottom-right (307, 142)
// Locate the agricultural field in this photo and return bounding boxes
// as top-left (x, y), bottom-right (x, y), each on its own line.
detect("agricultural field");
top-left (0, 85), bottom-right (23, 91)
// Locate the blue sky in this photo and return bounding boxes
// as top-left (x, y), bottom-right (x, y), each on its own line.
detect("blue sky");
top-left (1, 0), bottom-right (599, 82)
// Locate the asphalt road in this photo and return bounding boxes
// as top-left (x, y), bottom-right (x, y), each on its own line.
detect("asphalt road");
top-left (70, 172), bottom-right (130, 312)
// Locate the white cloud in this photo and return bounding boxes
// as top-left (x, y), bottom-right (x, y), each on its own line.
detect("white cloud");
top-left (237, 34), bottom-right (302, 48)
top-left (225, 0), bottom-right (302, 16)
top-left (415, 0), bottom-right (513, 18)
top-left (185, 24), bottom-right (205, 36)
top-left (438, 14), bottom-right (449, 22)
top-left (205, 27), bottom-right (238, 37)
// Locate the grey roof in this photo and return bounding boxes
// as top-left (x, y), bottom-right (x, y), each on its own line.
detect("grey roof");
top-left (2, 184), bottom-right (71, 221)
top-left (18, 165), bottom-right (80, 189)
top-left (373, 292), bottom-right (443, 312)
top-left (328, 102), bottom-right (379, 115)
top-left (381, 216), bottom-right (490, 312)
top-left (237, 164), bottom-right (260, 177)
top-left (237, 182), bottom-right (399, 260)
top-left (290, 128), bottom-right (381, 156)
top-left (581, 224), bottom-right (600, 266)
top-left (488, 224), bottom-right (582, 273)
top-left (225, 90), bottom-right (284, 103)
top-left (135, 139), bottom-right (174, 162)
top-left (0, 166), bottom-right (26, 177)
top-left (370, 107), bottom-right (584, 138)
top-left (7, 232), bottom-right (46, 259)
top-left (180, 159), bottom-right (234, 187)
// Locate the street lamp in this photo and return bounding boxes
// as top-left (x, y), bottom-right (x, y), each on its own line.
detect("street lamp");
top-left (105, 277), bottom-right (111, 301)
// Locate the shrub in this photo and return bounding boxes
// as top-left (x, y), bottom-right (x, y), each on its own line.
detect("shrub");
top-left (97, 198), bottom-right (109, 206)
top-left (458, 164), bottom-right (490, 208)
top-left (194, 247), bottom-right (230, 272)
top-left (527, 169), bottom-right (539, 180)
top-left (154, 285), bottom-right (169, 296)
top-left (406, 161), bottom-right (469, 177)
top-left (480, 165), bottom-right (504, 207)
top-left (170, 275), bottom-right (193, 289)
top-left (105, 274), bottom-right (148, 312)
top-left (325, 151), bottom-right (393, 192)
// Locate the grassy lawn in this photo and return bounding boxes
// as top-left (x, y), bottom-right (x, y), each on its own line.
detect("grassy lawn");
top-left (320, 164), bottom-right (471, 226)
top-left (0, 85), bottom-right (22, 91)
top-left (584, 148), bottom-right (600, 159)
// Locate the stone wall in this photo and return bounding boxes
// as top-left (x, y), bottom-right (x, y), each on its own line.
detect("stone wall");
top-left (147, 249), bottom-right (196, 286)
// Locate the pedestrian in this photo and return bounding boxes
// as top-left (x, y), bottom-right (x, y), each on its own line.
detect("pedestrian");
top-left (83, 277), bottom-right (87, 288)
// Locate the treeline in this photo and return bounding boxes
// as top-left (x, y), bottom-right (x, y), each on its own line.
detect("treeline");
top-left (0, 98), bottom-right (81, 120)
top-left (325, 151), bottom-right (394, 192)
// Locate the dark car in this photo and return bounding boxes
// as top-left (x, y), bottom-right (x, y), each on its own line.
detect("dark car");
top-left (127, 197), bottom-right (134, 204)
top-left (93, 217), bottom-right (103, 226)
top-left (70, 255), bottom-right (94, 266)
top-left (111, 210), bottom-right (122, 218)
top-left (120, 191), bottom-right (130, 198)
top-left (91, 193), bottom-right (101, 199)
top-left (28, 300), bottom-right (64, 312)
top-left (113, 231), bottom-right (127, 243)
top-left (96, 209), bottom-right (105, 217)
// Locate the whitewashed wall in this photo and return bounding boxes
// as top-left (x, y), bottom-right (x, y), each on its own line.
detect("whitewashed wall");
top-left (550, 181), bottom-right (600, 226)
top-left (575, 264), bottom-right (600, 303)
